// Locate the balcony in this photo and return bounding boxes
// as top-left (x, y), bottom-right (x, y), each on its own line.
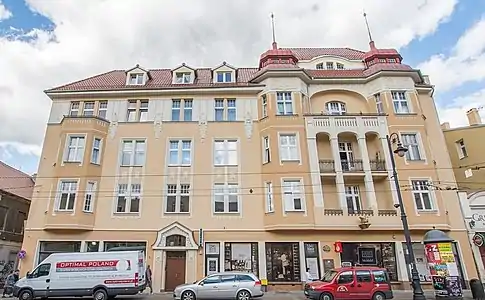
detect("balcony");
top-left (305, 114), bottom-right (387, 137)
top-left (319, 159), bottom-right (387, 174)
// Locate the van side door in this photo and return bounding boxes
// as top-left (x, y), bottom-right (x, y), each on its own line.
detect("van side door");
top-left (354, 270), bottom-right (374, 298)
top-left (27, 263), bottom-right (51, 298)
top-left (335, 270), bottom-right (354, 299)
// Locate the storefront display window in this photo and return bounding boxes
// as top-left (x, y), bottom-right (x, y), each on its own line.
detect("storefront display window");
top-left (266, 242), bottom-right (301, 282)
top-left (104, 241), bottom-right (147, 252)
top-left (340, 242), bottom-right (398, 281)
top-left (224, 243), bottom-right (258, 276)
top-left (38, 241), bottom-right (81, 264)
top-left (304, 242), bottom-right (320, 279)
top-left (205, 243), bottom-right (220, 276)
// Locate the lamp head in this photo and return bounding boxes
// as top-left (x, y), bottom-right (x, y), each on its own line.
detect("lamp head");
top-left (394, 143), bottom-right (408, 157)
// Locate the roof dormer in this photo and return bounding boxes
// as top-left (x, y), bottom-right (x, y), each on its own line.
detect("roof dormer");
top-left (172, 63), bottom-right (196, 84)
top-left (212, 62), bottom-right (237, 83)
top-left (125, 64), bottom-right (151, 86)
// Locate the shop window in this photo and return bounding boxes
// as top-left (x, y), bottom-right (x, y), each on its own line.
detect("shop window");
top-left (205, 243), bottom-right (221, 276)
top-left (265, 242), bottom-right (300, 282)
top-left (38, 241), bottom-right (81, 264)
top-left (224, 243), bottom-right (259, 276)
top-left (340, 242), bottom-right (397, 281)
top-left (304, 242), bottom-right (320, 279)
top-left (104, 241), bottom-right (147, 255)
top-left (86, 241), bottom-right (100, 252)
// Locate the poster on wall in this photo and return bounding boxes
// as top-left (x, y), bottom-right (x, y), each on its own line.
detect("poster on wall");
top-left (424, 242), bottom-right (462, 298)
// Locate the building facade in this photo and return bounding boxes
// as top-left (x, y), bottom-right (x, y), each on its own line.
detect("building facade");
top-left (0, 162), bottom-right (33, 284)
top-left (21, 41), bottom-right (477, 292)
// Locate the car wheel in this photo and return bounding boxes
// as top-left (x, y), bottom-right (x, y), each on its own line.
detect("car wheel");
top-left (93, 289), bottom-right (108, 300)
top-left (237, 290), bottom-right (251, 300)
top-left (319, 292), bottom-right (333, 300)
top-left (373, 292), bottom-right (386, 300)
top-left (182, 290), bottom-right (196, 300)
top-left (19, 290), bottom-right (33, 300)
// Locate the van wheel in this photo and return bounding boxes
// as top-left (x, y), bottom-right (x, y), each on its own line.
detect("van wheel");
top-left (319, 292), bottom-right (333, 300)
top-left (373, 292), bottom-right (386, 300)
top-left (181, 290), bottom-right (196, 300)
top-left (18, 290), bottom-right (33, 300)
top-left (236, 290), bottom-right (251, 300)
top-left (93, 289), bottom-right (108, 300)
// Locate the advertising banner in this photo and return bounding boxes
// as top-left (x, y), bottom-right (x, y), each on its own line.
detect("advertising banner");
top-left (424, 243), bottom-right (462, 298)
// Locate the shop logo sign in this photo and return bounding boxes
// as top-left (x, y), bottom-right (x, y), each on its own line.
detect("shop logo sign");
top-left (337, 286), bottom-right (348, 292)
top-left (473, 233), bottom-right (484, 247)
top-left (471, 213), bottom-right (485, 227)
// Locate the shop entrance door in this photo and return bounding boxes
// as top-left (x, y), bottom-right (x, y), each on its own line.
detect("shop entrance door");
top-left (165, 251), bottom-right (186, 291)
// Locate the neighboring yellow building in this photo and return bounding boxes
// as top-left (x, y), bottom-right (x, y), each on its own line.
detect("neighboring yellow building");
top-left (21, 40), bottom-right (477, 292)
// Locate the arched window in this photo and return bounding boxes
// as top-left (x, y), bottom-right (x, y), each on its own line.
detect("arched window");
top-left (166, 234), bottom-right (187, 247)
top-left (326, 101), bottom-right (347, 115)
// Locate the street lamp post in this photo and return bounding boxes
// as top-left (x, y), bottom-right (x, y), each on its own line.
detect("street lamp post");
top-left (386, 133), bottom-right (426, 300)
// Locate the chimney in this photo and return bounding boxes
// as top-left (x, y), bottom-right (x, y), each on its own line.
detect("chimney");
top-left (31, 173), bottom-right (37, 182)
top-left (466, 108), bottom-right (482, 126)
top-left (441, 122), bottom-right (451, 130)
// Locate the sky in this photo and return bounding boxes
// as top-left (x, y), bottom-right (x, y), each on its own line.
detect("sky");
top-left (0, 0), bottom-right (484, 175)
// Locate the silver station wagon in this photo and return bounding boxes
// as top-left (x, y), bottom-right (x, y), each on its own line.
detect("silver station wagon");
top-left (173, 271), bottom-right (264, 300)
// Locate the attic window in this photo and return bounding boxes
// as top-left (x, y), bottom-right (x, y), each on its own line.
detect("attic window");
top-left (129, 73), bottom-right (144, 85)
top-left (336, 63), bottom-right (344, 70)
top-left (389, 58), bottom-right (397, 63)
top-left (326, 62), bottom-right (334, 70)
top-left (378, 59), bottom-right (386, 63)
top-left (316, 63), bottom-right (324, 69)
top-left (175, 72), bottom-right (191, 84)
top-left (216, 71), bottom-right (232, 83)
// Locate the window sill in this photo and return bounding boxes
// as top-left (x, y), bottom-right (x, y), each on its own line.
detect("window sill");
top-left (90, 162), bottom-right (101, 166)
top-left (113, 212), bottom-right (140, 216)
top-left (167, 120), bottom-right (197, 123)
top-left (63, 160), bottom-right (82, 164)
top-left (459, 155), bottom-right (468, 160)
top-left (275, 114), bottom-right (299, 117)
top-left (213, 212), bottom-right (240, 215)
top-left (164, 211), bottom-right (190, 215)
top-left (417, 210), bottom-right (438, 214)
top-left (265, 211), bottom-right (275, 214)
top-left (168, 164), bottom-right (192, 167)
top-left (281, 159), bottom-right (301, 163)
top-left (82, 210), bottom-right (94, 214)
top-left (406, 159), bottom-right (426, 163)
top-left (262, 161), bottom-right (271, 165)
top-left (54, 209), bottom-right (74, 213)
top-left (214, 164), bottom-right (239, 167)
top-left (285, 210), bottom-right (305, 213)
top-left (393, 112), bottom-right (418, 116)
top-left (120, 164), bottom-right (144, 168)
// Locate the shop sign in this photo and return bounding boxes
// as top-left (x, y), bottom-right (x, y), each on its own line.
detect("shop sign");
top-left (334, 242), bottom-right (342, 253)
top-left (471, 213), bottom-right (485, 228)
top-left (473, 233), bottom-right (484, 247)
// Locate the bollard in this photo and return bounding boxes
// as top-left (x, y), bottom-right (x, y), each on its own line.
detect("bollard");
top-left (470, 279), bottom-right (485, 300)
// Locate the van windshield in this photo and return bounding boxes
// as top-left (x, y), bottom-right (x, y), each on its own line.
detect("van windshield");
top-left (321, 270), bottom-right (338, 282)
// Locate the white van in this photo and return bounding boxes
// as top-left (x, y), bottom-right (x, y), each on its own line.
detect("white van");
top-left (13, 251), bottom-right (146, 300)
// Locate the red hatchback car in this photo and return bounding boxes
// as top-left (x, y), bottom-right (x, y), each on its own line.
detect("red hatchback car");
top-left (304, 266), bottom-right (394, 300)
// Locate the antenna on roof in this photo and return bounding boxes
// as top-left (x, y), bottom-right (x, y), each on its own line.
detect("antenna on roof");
top-left (363, 10), bottom-right (376, 49)
top-left (271, 13), bottom-right (277, 50)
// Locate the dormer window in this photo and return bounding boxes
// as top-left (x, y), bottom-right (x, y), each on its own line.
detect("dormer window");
top-left (378, 59), bottom-right (386, 63)
top-left (326, 62), bottom-right (334, 70)
top-left (316, 63), bottom-right (324, 69)
top-left (389, 58), bottom-right (397, 63)
top-left (129, 73), bottom-right (144, 85)
top-left (326, 102), bottom-right (346, 115)
top-left (216, 71), bottom-right (232, 83)
top-left (336, 63), bottom-right (344, 70)
top-left (175, 72), bottom-right (192, 84)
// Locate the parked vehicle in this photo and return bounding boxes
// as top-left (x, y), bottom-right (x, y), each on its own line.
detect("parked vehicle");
top-left (13, 250), bottom-right (146, 300)
top-left (173, 271), bottom-right (263, 300)
top-left (304, 266), bottom-right (393, 300)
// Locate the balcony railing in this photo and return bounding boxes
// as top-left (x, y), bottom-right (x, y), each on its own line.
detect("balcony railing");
top-left (319, 159), bottom-right (387, 173)
top-left (341, 159), bottom-right (363, 172)
top-left (370, 160), bottom-right (386, 171)
top-left (378, 209), bottom-right (398, 216)
top-left (319, 160), bottom-right (335, 172)
top-left (348, 209), bottom-right (374, 216)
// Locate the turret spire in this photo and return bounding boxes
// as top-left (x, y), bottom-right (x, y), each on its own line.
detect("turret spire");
top-left (271, 13), bottom-right (277, 50)
top-left (363, 11), bottom-right (376, 50)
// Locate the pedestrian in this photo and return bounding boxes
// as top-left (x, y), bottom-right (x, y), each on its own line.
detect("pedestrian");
top-left (305, 268), bottom-right (314, 283)
top-left (145, 265), bottom-right (153, 294)
top-left (2, 270), bottom-right (17, 298)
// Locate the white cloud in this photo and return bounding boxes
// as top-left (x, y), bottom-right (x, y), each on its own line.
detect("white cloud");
top-left (0, 0), bottom-right (12, 21)
top-left (0, 0), bottom-right (458, 154)
top-left (438, 88), bottom-right (485, 128)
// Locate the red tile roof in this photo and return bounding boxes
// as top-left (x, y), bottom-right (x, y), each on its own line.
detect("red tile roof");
top-left (306, 63), bottom-right (414, 78)
top-left (0, 161), bottom-right (34, 200)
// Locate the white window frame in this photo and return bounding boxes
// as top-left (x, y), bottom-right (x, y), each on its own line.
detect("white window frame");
top-left (410, 179), bottom-right (436, 212)
top-left (276, 92), bottom-right (294, 115)
top-left (120, 140), bottom-right (146, 167)
top-left (391, 91), bottom-right (410, 114)
top-left (262, 95), bottom-right (268, 118)
top-left (336, 63), bottom-right (345, 70)
top-left (90, 137), bottom-right (102, 165)
top-left (456, 139), bottom-right (467, 159)
top-left (64, 135), bottom-right (86, 163)
top-left (115, 183), bottom-right (142, 214)
top-left (129, 73), bottom-right (144, 85)
top-left (171, 99), bottom-right (181, 121)
top-left (83, 102), bottom-right (95, 116)
top-left (138, 100), bottom-right (149, 122)
top-left (175, 72), bottom-right (191, 84)
top-left (326, 62), bottom-right (334, 70)
top-left (400, 133), bottom-right (424, 161)
top-left (168, 140), bottom-right (192, 166)
top-left (56, 180), bottom-right (79, 212)
top-left (326, 101), bottom-right (346, 115)
top-left (265, 182), bottom-right (274, 213)
top-left (213, 183), bottom-right (240, 214)
top-left (126, 100), bottom-right (137, 122)
top-left (278, 133), bottom-right (300, 162)
top-left (83, 181), bottom-right (96, 213)
top-left (263, 136), bottom-right (271, 164)
top-left (282, 178), bottom-right (305, 212)
top-left (316, 63), bottom-right (324, 69)
top-left (98, 101), bottom-right (108, 119)
top-left (375, 94), bottom-right (384, 113)
top-left (213, 139), bottom-right (238, 166)
top-left (227, 99), bottom-right (237, 121)
top-left (216, 71), bottom-right (232, 83)
top-left (345, 186), bottom-right (361, 212)
top-left (214, 99), bottom-right (224, 121)
top-left (165, 184), bottom-right (191, 214)
top-left (69, 101), bottom-right (80, 116)
top-left (183, 99), bottom-right (193, 121)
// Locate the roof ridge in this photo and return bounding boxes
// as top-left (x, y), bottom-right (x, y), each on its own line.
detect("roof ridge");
top-left (0, 160), bottom-right (34, 180)
top-left (45, 69), bottom-right (121, 92)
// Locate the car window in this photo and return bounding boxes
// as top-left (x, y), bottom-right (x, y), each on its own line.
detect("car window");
top-left (321, 270), bottom-right (338, 282)
top-left (356, 270), bottom-right (372, 282)
top-left (337, 271), bottom-right (353, 284)
top-left (372, 270), bottom-right (388, 283)
top-left (221, 275), bottom-right (236, 283)
top-left (31, 263), bottom-right (51, 278)
top-left (203, 275), bottom-right (221, 285)
top-left (236, 275), bottom-right (254, 282)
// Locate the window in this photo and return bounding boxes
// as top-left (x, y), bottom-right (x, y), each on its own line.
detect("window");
top-left (216, 71), bottom-right (232, 83)
top-left (129, 73), bottom-right (144, 85)
top-left (214, 140), bottom-right (238, 165)
top-left (276, 92), bottom-right (293, 115)
top-left (283, 179), bottom-right (303, 211)
top-left (38, 241), bottom-right (81, 264)
top-left (126, 100), bottom-right (137, 122)
top-left (183, 100), bottom-right (193, 121)
top-left (213, 183), bottom-right (239, 213)
top-left (116, 183), bottom-right (141, 213)
top-left (98, 101), bottom-right (108, 119)
top-left (83, 182), bottom-right (96, 212)
top-left (279, 134), bottom-right (299, 161)
top-left (373, 270), bottom-right (389, 283)
top-left (304, 243), bottom-right (320, 279)
top-left (224, 243), bottom-right (259, 275)
top-left (265, 242), bottom-right (300, 282)
top-left (263, 136), bottom-right (271, 163)
top-left (345, 186), bottom-right (361, 213)
top-left (375, 94), bottom-right (384, 113)
top-left (171, 100), bottom-right (181, 121)
top-left (139, 100), bottom-right (149, 121)
top-left (457, 139), bottom-right (467, 159)
top-left (65, 136), bottom-right (85, 163)
top-left (326, 62), bottom-right (334, 70)
top-left (391, 91), bottom-right (410, 114)
top-left (57, 180), bottom-right (78, 211)
top-left (337, 271), bottom-right (354, 284)
top-left (69, 101), bottom-right (80, 116)
top-left (265, 182), bottom-right (274, 213)
top-left (168, 140), bottom-right (192, 165)
top-left (91, 138), bottom-right (102, 164)
top-left (175, 72), bottom-right (191, 84)
top-left (379, 58), bottom-right (386, 63)
top-left (121, 140), bottom-right (146, 166)
top-left (389, 58), bottom-right (397, 63)
top-left (262, 95), bottom-right (268, 118)
top-left (83, 102), bottom-right (95, 116)
top-left (14, 211), bottom-right (27, 234)
top-left (326, 101), bottom-right (346, 115)
top-left (203, 276), bottom-right (221, 285)
top-left (214, 99), bottom-right (237, 121)
top-left (401, 133), bottom-right (422, 161)
top-left (165, 184), bottom-right (190, 213)
top-left (336, 63), bottom-right (345, 70)
top-left (412, 180), bottom-right (434, 211)
top-left (316, 63), bottom-right (324, 69)
top-left (30, 263), bottom-right (51, 278)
